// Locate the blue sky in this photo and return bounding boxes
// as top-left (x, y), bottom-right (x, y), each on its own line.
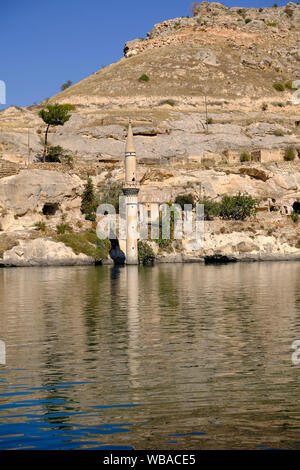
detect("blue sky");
top-left (0, 0), bottom-right (289, 109)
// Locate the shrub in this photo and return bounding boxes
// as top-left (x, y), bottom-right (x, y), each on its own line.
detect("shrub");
top-left (98, 182), bottom-right (123, 214)
top-left (207, 117), bottom-right (213, 124)
top-left (219, 193), bottom-right (258, 220)
top-left (61, 154), bottom-right (74, 165)
top-left (240, 152), bottom-right (251, 162)
top-left (261, 103), bottom-right (268, 111)
top-left (284, 146), bottom-right (296, 161)
top-left (245, 18), bottom-right (252, 24)
top-left (285, 81), bottom-right (294, 90)
top-left (85, 212), bottom-right (96, 222)
top-left (46, 145), bottom-right (67, 163)
top-left (159, 99), bottom-right (176, 107)
top-left (61, 80), bottom-right (72, 91)
top-left (34, 221), bottom-right (46, 231)
top-left (198, 197), bottom-right (221, 220)
top-left (139, 74), bottom-right (149, 82)
top-left (175, 193), bottom-right (195, 209)
top-left (56, 223), bottom-right (72, 234)
top-left (291, 211), bottom-right (299, 223)
top-left (267, 22), bottom-right (277, 26)
top-left (138, 241), bottom-right (155, 265)
top-left (273, 129), bottom-right (285, 136)
top-left (81, 177), bottom-right (98, 220)
top-left (155, 237), bottom-right (173, 250)
top-left (273, 83), bottom-right (285, 92)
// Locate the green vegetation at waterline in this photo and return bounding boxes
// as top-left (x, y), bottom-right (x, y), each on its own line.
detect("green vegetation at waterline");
top-left (56, 230), bottom-right (111, 262)
top-left (138, 241), bottom-right (155, 265)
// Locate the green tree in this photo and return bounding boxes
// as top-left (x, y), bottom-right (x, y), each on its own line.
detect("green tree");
top-left (38, 103), bottom-right (75, 161)
top-left (81, 177), bottom-right (98, 221)
top-left (198, 197), bottom-right (221, 220)
top-left (219, 193), bottom-right (258, 220)
top-left (61, 80), bottom-right (72, 91)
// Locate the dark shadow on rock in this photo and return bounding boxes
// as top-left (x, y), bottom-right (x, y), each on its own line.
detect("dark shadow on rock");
top-left (204, 254), bottom-right (237, 265)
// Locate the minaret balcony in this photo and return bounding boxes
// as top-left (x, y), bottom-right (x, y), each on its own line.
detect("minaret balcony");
top-left (122, 181), bottom-right (140, 196)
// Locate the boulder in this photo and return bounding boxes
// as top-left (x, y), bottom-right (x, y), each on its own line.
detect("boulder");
top-left (239, 167), bottom-right (272, 182)
top-left (1, 238), bottom-right (94, 266)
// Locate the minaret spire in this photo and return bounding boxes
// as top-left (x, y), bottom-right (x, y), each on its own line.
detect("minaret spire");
top-left (122, 119), bottom-right (140, 265)
top-left (125, 119), bottom-right (135, 154)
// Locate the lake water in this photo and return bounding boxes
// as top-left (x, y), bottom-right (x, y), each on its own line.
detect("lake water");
top-left (0, 262), bottom-right (300, 450)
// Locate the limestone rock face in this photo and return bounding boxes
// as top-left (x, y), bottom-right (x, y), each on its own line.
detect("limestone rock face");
top-left (202, 232), bottom-right (300, 258)
top-left (238, 167), bottom-right (272, 182)
top-left (0, 170), bottom-right (83, 216)
top-left (2, 238), bottom-right (94, 266)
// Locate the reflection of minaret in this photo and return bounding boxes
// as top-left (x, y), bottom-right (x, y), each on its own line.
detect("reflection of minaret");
top-left (122, 120), bottom-right (140, 265)
top-left (126, 266), bottom-right (140, 394)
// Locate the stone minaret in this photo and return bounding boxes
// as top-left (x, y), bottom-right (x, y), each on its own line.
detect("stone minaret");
top-left (122, 120), bottom-right (140, 265)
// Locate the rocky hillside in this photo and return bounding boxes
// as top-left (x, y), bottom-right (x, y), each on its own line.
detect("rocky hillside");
top-left (0, 2), bottom-right (299, 164)
top-left (0, 2), bottom-right (300, 265)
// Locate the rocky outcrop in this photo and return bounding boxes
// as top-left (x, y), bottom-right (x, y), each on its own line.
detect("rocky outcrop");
top-left (1, 238), bottom-right (94, 267)
top-left (181, 230), bottom-right (300, 261)
top-left (238, 167), bottom-right (272, 182)
top-left (0, 169), bottom-right (83, 217)
top-left (123, 3), bottom-right (300, 58)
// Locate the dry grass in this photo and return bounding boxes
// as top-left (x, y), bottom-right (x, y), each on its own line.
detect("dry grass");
top-left (48, 31), bottom-right (298, 104)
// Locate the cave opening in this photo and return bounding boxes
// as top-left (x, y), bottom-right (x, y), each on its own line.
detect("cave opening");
top-left (42, 203), bottom-right (59, 216)
top-left (293, 201), bottom-right (300, 214)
